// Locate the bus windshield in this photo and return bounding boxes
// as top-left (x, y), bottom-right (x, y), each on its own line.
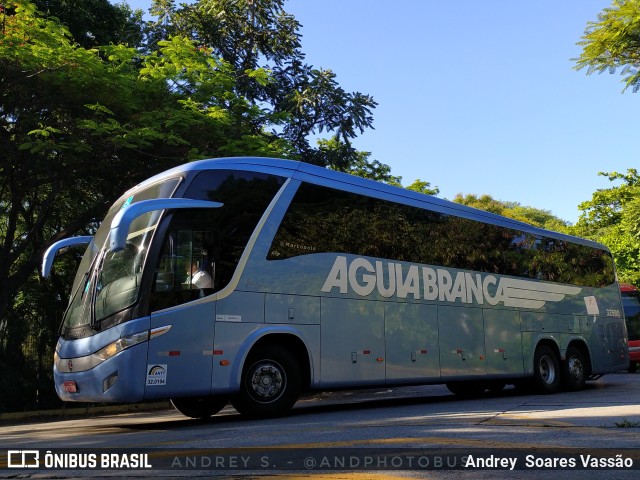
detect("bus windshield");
top-left (60, 169), bottom-right (285, 339)
top-left (61, 178), bottom-right (181, 338)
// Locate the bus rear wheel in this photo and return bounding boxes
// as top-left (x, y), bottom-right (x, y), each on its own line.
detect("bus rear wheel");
top-left (231, 346), bottom-right (301, 418)
top-left (562, 345), bottom-right (587, 391)
top-left (533, 345), bottom-right (561, 394)
top-left (171, 395), bottom-right (227, 419)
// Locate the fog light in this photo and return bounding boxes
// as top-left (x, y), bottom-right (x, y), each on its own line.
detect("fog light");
top-left (103, 372), bottom-right (118, 393)
top-left (63, 381), bottom-right (78, 393)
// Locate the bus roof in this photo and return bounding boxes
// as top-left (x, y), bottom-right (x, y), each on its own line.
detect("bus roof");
top-left (127, 156), bottom-right (608, 252)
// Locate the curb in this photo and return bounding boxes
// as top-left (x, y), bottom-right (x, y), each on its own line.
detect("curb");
top-left (0, 401), bottom-right (172, 424)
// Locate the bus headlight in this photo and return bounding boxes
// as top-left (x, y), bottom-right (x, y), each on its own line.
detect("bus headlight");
top-left (55, 330), bottom-right (149, 373)
top-left (94, 331), bottom-right (149, 362)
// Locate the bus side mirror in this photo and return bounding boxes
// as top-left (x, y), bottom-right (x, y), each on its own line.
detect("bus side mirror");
top-left (109, 198), bottom-right (223, 253)
top-left (42, 236), bottom-right (94, 278)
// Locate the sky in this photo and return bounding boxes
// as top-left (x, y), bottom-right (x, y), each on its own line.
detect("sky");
top-left (121, 0), bottom-right (635, 224)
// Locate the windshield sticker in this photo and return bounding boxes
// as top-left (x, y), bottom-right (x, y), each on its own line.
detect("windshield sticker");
top-left (146, 364), bottom-right (167, 386)
top-left (121, 196), bottom-right (134, 210)
top-left (584, 296), bottom-right (600, 315)
top-left (321, 255), bottom-right (582, 310)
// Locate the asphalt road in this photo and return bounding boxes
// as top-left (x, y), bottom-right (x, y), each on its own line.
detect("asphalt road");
top-left (2, 372), bottom-right (640, 479)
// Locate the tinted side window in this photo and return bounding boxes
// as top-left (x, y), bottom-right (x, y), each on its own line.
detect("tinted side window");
top-left (622, 293), bottom-right (640, 341)
top-left (150, 170), bottom-right (284, 311)
top-left (267, 183), bottom-right (614, 288)
top-left (185, 170), bottom-right (285, 279)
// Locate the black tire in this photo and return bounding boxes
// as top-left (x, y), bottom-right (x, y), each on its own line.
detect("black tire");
top-left (533, 344), bottom-right (561, 394)
top-left (562, 345), bottom-right (588, 391)
top-left (231, 346), bottom-right (301, 418)
top-left (446, 381), bottom-right (486, 398)
top-left (629, 362), bottom-right (638, 373)
top-left (171, 395), bottom-right (227, 419)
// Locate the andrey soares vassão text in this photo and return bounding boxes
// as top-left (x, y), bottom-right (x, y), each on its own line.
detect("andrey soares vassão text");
top-left (465, 454), bottom-right (634, 470)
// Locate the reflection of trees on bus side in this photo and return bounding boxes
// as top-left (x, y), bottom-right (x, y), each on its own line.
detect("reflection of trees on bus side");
top-left (268, 184), bottom-right (614, 288)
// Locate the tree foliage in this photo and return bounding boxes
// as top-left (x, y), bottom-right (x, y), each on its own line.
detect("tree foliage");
top-left (405, 179), bottom-right (439, 196)
top-left (31, 0), bottom-right (144, 48)
top-left (574, 1), bottom-right (640, 282)
top-left (0, 0), bottom-right (283, 411)
top-left (1, 0), bottom-right (283, 314)
top-left (452, 194), bottom-right (569, 231)
top-left (144, 0), bottom-right (379, 170)
top-left (0, 0), bottom-right (399, 411)
top-left (569, 170), bottom-right (640, 284)
top-left (575, 0), bottom-right (640, 91)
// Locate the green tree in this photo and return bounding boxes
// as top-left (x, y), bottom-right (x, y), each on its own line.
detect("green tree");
top-left (146, 0), bottom-right (381, 172)
top-left (0, 0), bottom-right (287, 410)
top-left (319, 138), bottom-right (402, 186)
top-left (453, 194), bottom-right (569, 231)
top-left (405, 179), bottom-right (439, 196)
top-left (0, 0), bottom-right (416, 412)
top-left (569, 170), bottom-right (640, 283)
top-left (574, 0), bottom-right (640, 91)
top-left (32, 0), bottom-right (144, 48)
top-left (574, 1), bottom-right (640, 282)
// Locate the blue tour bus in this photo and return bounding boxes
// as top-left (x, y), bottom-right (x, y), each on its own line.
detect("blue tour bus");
top-left (43, 157), bottom-right (628, 418)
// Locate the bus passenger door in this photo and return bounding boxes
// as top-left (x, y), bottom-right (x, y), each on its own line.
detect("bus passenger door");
top-left (146, 302), bottom-right (215, 397)
top-left (385, 303), bottom-right (440, 382)
top-left (438, 305), bottom-right (486, 378)
top-left (320, 298), bottom-right (385, 386)
top-left (144, 229), bottom-right (216, 398)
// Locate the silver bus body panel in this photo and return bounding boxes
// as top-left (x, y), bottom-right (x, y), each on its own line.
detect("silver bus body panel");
top-left (384, 302), bottom-right (440, 384)
top-left (145, 301), bottom-right (216, 399)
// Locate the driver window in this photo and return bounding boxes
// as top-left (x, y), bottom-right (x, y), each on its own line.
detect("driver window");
top-left (150, 228), bottom-right (216, 311)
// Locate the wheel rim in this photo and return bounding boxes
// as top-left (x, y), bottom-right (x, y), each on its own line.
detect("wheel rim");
top-left (247, 361), bottom-right (286, 403)
top-left (568, 355), bottom-right (584, 381)
top-left (539, 354), bottom-right (557, 385)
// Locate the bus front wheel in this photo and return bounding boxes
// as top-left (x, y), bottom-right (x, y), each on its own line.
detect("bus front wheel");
top-left (231, 346), bottom-right (301, 418)
top-left (171, 395), bottom-right (227, 419)
top-left (533, 345), bottom-right (561, 394)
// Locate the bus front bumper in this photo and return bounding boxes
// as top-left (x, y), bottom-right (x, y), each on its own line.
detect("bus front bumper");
top-left (54, 342), bottom-right (148, 403)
